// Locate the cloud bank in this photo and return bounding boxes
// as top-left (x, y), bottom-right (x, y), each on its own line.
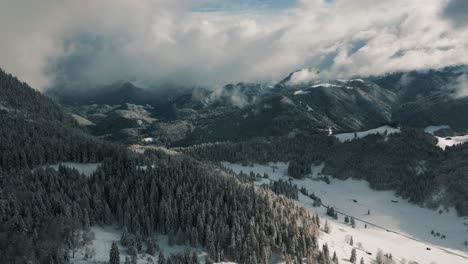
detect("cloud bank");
top-left (1, 0), bottom-right (468, 90)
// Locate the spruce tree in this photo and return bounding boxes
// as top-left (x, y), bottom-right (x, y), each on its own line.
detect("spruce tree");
top-left (158, 252), bottom-right (166, 264)
top-left (350, 248), bottom-right (357, 263)
top-left (324, 220), bottom-right (331, 234)
top-left (332, 251), bottom-right (339, 264)
top-left (109, 241), bottom-right (120, 264)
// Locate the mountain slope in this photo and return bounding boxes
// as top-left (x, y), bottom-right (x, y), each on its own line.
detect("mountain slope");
top-left (0, 68), bottom-right (118, 171)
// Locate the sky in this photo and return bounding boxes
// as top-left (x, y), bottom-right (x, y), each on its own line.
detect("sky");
top-left (0, 0), bottom-right (468, 91)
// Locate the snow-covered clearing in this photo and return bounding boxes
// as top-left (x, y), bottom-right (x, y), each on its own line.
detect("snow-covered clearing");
top-left (223, 162), bottom-right (468, 264)
top-left (436, 135), bottom-right (468, 150)
top-left (334, 125), bottom-right (400, 143)
top-left (41, 162), bottom-right (99, 177)
top-left (424, 125), bottom-right (468, 149)
top-left (294, 90), bottom-right (310, 95)
top-left (72, 226), bottom-right (207, 264)
top-left (142, 137), bottom-right (155, 143)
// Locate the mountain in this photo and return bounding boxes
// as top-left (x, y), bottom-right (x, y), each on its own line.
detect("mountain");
top-left (57, 66), bottom-right (467, 146)
top-left (373, 66), bottom-right (468, 130)
top-left (0, 68), bottom-right (325, 264)
top-left (0, 68), bottom-right (118, 170)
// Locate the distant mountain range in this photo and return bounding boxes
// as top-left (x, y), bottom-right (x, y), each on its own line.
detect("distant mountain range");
top-left (48, 65), bottom-right (468, 145)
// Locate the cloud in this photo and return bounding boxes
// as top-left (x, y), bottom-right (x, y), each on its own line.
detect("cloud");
top-left (1, 0), bottom-right (468, 91)
top-left (288, 69), bottom-right (320, 85)
top-left (451, 74), bottom-right (468, 98)
top-left (441, 0), bottom-right (468, 27)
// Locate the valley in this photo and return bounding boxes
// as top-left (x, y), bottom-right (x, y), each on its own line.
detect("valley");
top-left (223, 162), bottom-right (468, 264)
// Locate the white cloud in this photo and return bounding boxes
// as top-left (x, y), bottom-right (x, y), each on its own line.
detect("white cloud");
top-left (1, 0), bottom-right (468, 90)
top-left (452, 74), bottom-right (468, 98)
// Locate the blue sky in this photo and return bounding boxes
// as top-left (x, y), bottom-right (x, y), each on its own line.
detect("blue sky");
top-left (191, 0), bottom-right (298, 12)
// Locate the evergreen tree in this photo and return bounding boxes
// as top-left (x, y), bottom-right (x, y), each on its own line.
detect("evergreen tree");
top-left (109, 241), bottom-right (120, 264)
top-left (147, 238), bottom-right (156, 256)
top-left (350, 248), bottom-right (357, 263)
top-left (158, 252), bottom-right (166, 264)
top-left (332, 251), bottom-right (339, 264)
top-left (324, 220), bottom-right (331, 234)
top-left (360, 257), bottom-right (365, 264)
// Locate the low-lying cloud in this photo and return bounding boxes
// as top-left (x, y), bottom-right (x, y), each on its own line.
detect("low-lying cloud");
top-left (1, 0), bottom-right (468, 91)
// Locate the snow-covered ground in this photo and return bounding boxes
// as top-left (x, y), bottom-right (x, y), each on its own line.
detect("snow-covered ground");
top-left (223, 162), bottom-right (468, 264)
top-left (142, 137), bottom-right (155, 143)
top-left (435, 135), bottom-right (468, 150)
top-left (334, 125), bottom-right (400, 143)
top-left (72, 226), bottom-right (207, 264)
top-left (424, 125), bottom-right (468, 150)
top-left (41, 162), bottom-right (99, 177)
top-left (294, 90), bottom-right (310, 95)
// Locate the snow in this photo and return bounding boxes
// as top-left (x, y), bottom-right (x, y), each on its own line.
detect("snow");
top-left (424, 125), bottom-right (450, 135)
top-left (350, 79), bottom-right (365, 83)
top-left (312, 83), bottom-right (342, 88)
top-left (41, 162), bottom-right (99, 177)
top-left (222, 162), bottom-right (468, 264)
top-left (72, 226), bottom-right (208, 264)
top-left (293, 90), bottom-right (310, 95)
top-left (424, 125), bottom-right (468, 149)
top-left (334, 125), bottom-right (400, 142)
top-left (311, 83), bottom-right (353, 89)
top-left (142, 137), bottom-right (155, 143)
top-left (436, 135), bottom-right (468, 150)
top-left (306, 104), bottom-right (313, 112)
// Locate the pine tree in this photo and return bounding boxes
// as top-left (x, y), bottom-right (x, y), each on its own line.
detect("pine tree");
top-left (351, 217), bottom-right (356, 228)
top-left (109, 241), bottom-right (120, 264)
top-left (332, 251), bottom-right (339, 264)
top-left (350, 248), bottom-right (357, 263)
top-left (131, 254), bottom-right (138, 264)
top-left (158, 252), bottom-right (166, 264)
top-left (324, 220), bottom-right (331, 234)
top-left (350, 236), bottom-right (354, 246)
top-left (376, 249), bottom-right (384, 264)
top-left (124, 256), bottom-right (131, 264)
top-left (322, 243), bottom-right (330, 262)
top-left (147, 238), bottom-right (156, 256)
top-left (360, 257), bottom-right (365, 264)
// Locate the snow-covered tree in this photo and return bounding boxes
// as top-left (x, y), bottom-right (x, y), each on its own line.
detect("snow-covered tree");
top-left (109, 241), bottom-right (120, 264)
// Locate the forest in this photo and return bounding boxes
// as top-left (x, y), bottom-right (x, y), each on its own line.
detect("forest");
top-left (180, 128), bottom-right (468, 216)
top-left (0, 68), bottom-right (331, 263)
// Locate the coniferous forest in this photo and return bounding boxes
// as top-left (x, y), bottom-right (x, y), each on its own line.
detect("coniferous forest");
top-left (0, 68), bottom-right (323, 264)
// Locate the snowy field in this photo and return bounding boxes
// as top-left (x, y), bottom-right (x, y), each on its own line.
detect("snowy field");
top-left (42, 162), bottom-right (100, 177)
top-left (424, 125), bottom-right (468, 150)
top-left (435, 135), bottom-right (468, 150)
top-left (72, 226), bottom-right (207, 264)
top-left (334, 125), bottom-right (401, 143)
top-left (223, 162), bottom-right (468, 264)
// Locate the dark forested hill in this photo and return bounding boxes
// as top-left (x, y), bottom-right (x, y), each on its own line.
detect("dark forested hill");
top-left (0, 68), bottom-right (327, 264)
top-left (180, 127), bottom-right (468, 216)
top-left (0, 68), bottom-right (120, 171)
